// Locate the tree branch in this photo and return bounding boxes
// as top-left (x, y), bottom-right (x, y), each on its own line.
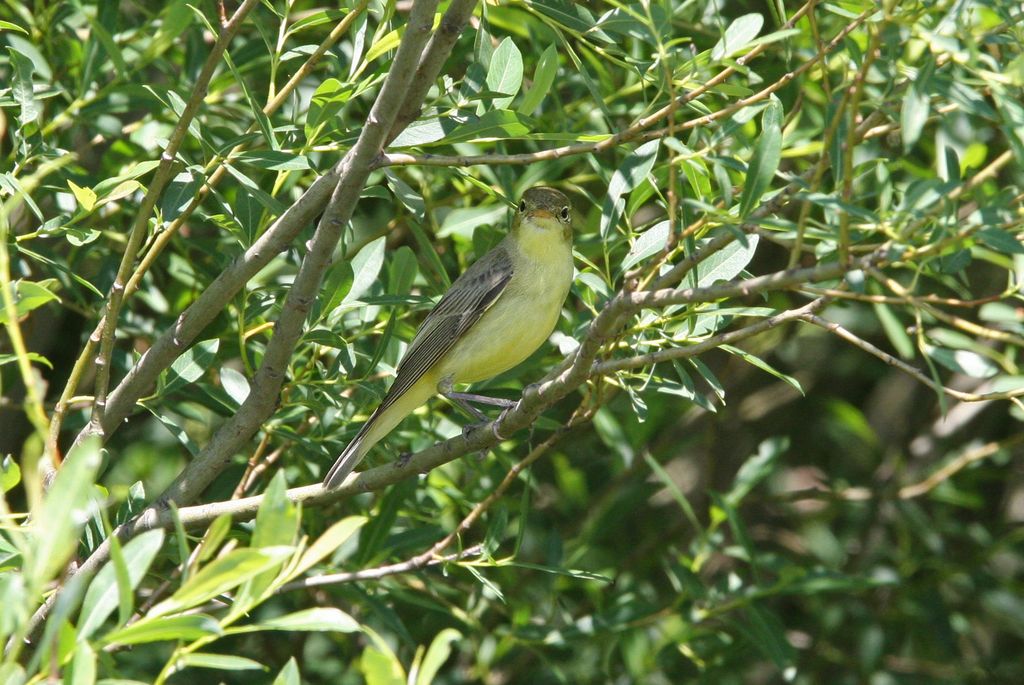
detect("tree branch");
top-left (27, 0), bottom-right (443, 641)
top-left (799, 314), bottom-right (1024, 403)
top-left (378, 3), bottom-right (866, 170)
top-left (77, 0), bottom-right (262, 447)
top-left (72, 0), bottom-right (477, 453)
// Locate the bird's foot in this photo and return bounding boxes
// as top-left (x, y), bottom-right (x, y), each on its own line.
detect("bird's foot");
top-left (396, 451), bottom-right (413, 469)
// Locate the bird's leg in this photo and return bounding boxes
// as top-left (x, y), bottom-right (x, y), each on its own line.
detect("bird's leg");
top-left (438, 378), bottom-right (515, 438)
top-left (444, 391), bottom-right (517, 410)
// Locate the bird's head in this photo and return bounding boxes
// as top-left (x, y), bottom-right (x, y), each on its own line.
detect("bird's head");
top-left (512, 186), bottom-right (573, 243)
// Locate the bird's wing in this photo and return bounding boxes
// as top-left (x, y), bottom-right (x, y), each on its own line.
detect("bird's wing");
top-left (377, 243), bottom-right (514, 413)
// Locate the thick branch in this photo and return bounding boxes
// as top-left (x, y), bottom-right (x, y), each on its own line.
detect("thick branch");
top-left (157, 0), bottom-right (441, 507)
top-left (81, 0), bottom-right (263, 442)
top-left (28, 0), bottom-right (443, 641)
top-left (384, 0), bottom-right (479, 146)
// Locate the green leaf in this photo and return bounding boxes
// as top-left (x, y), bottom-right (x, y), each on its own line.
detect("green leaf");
top-left (78, 529), bottom-right (165, 639)
top-left (438, 110), bottom-right (534, 146)
top-left (1, 455), bottom-right (21, 492)
top-left (483, 38), bottom-right (523, 111)
top-left (873, 302), bottom-right (914, 359)
top-left (518, 44), bottom-right (558, 115)
top-left (720, 344), bottom-right (803, 394)
top-left (696, 235), bottom-right (760, 286)
top-left (621, 220), bottom-right (669, 272)
top-left (8, 47), bottom-right (39, 125)
top-left (220, 366), bottom-right (250, 405)
top-left (361, 646), bottom-right (405, 685)
top-left (711, 14), bottom-right (764, 61)
top-left (271, 658), bottom-right (301, 685)
top-left (738, 97), bottom-right (783, 218)
top-left (529, 0), bottom-right (612, 42)
top-left (291, 515), bottom-right (367, 578)
top-left (148, 547), bottom-right (293, 617)
top-left (234, 151), bottom-right (311, 171)
top-left (247, 607), bottom-right (361, 633)
top-left (438, 204), bottom-right (506, 240)
top-left (101, 615), bottom-right (221, 646)
top-left (179, 653), bottom-right (266, 671)
top-left (901, 59), bottom-right (933, 151)
top-left (726, 437), bottom-right (787, 507)
top-left (978, 227), bottom-right (1024, 254)
top-left (601, 139), bottom-right (660, 236)
top-left (0, 20), bottom-right (28, 34)
top-left (731, 605), bottom-right (794, 670)
top-left (343, 236), bottom-right (386, 304)
top-left (252, 470), bottom-right (297, 549)
top-left (164, 338), bottom-right (219, 395)
top-left (0, 352), bottom-right (52, 370)
top-left (28, 440), bottom-right (102, 587)
top-left (233, 471), bottom-right (298, 614)
top-left (305, 77), bottom-right (353, 143)
top-left (0, 280), bottom-right (59, 325)
top-left (69, 641), bottom-right (97, 685)
top-left (924, 345), bottom-right (998, 379)
top-left (68, 180), bottom-right (97, 212)
top-left (416, 628), bottom-right (462, 685)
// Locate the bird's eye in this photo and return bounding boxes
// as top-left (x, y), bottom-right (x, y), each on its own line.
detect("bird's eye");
top-left (560, 206), bottom-right (570, 221)
top-left (518, 200), bottom-right (527, 213)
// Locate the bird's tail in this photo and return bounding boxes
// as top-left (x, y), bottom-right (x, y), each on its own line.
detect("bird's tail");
top-left (323, 411), bottom-right (379, 489)
top-left (323, 374), bottom-right (438, 489)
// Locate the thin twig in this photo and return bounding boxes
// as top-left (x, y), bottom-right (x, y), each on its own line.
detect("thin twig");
top-left (86, 0), bottom-right (262, 438)
top-left (899, 435), bottom-right (1024, 499)
top-left (800, 314), bottom-right (1024, 403)
top-left (25, 0), bottom-right (445, 641)
top-left (379, 4), bottom-right (866, 170)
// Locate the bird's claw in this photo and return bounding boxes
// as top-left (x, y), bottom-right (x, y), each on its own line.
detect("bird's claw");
top-left (492, 407), bottom-right (512, 440)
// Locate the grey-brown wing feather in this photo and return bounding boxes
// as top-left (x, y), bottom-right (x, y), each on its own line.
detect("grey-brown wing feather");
top-left (376, 244), bottom-right (514, 413)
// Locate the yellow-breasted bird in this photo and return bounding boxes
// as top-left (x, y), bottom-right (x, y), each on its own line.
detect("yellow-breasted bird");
top-left (323, 187), bottom-right (574, 489)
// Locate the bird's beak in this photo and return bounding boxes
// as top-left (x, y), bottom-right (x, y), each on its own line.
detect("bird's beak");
top-left (527, 208), bottom-right (555, 221)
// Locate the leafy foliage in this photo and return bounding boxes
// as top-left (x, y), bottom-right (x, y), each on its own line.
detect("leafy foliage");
top-left (2, 0), bottom-right (1024, 682)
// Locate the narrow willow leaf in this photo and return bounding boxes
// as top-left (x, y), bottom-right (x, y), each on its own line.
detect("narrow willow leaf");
top-left (148, 547), bottom-right (293, 617)
top-left (720, 344), bottom-right (802, 394)
top-left (436, 111), bottom-right (533, 146)
top-left (518, 44), bottom-right (558, 115)
top-left (872, 302), bottom-right (914, 359)
top-left (234, 151), bottom-right (311, 171)
top-left (726, 437), bottom-right (788, 507)
top-left (291, 516), bottom-right (367, 578)
top-left (28, 441), bottom-right (102, 588)
top-left (484, 38), bottom-right (523, 111)
top-left (69, 641), bottom-right (97, 685)
top-left (220, 367), bottom-right (250, 405)
top-left (179, 653), bottom-right (265, 671)
top-left (601, 139), bottom-right (660, 236)
top-left (8, 47), bottom-right (39, 124)
top-left (901, 85), bottom-right (930, 151)
top-left (245, 607), bottom-right (361, 633)
top-left (416, 629), bottom-right (462, 685)
top-left (0, 280), bottom-right (59, 325)
top-left (711, 14), bottom-right (764, 61)
top-left (738, 97), bottom-right (782, 218)
top-left (164, 338), bottom-right (219, 394)
top-left (343, 236), bottom-right (386, 304)
top-left (695, 235), bottom-right (760, 287)
top-left (272, 658), bottom-right (301, 685)
top-left (101, 615), bottom-right (221, 646)
top-left (621, 221), bottom-right (669, 272)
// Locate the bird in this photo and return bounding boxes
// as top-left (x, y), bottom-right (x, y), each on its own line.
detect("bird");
top-left (323, 186), bottom-right (575, 489)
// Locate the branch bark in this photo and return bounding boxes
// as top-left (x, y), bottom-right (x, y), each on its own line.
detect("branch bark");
top-left (28, 0), bottom-right (451, 642)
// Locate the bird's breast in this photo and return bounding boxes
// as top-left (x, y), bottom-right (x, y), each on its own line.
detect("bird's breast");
top-left (440, 241), bottom-right (573, 386)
